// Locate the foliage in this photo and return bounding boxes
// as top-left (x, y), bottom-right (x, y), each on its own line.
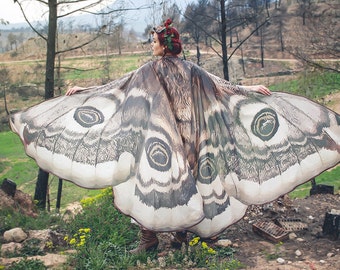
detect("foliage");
top-left (59, 189), bottom-right (244, 269)
top-left (7, 257), bottom-right (46, 270)
top-left (264, 241), bottom-right (284, 261)
top-left (289, 165), bottom-right (340, 199)
top-left (0, 208), bottom-right (62, 235)
top-left (0, 131), bottom-right (102, 209)
top-left (270, 70), bottom-right (340, 99)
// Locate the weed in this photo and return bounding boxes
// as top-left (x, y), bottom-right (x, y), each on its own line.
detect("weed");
top-left (264, 241), bottom-right (284, 261)
top-left (7, 257), bottom-right (46, 270)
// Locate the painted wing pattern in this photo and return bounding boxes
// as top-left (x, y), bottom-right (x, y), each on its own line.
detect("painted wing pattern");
top-left (10, 57), bottom-right (340, 237)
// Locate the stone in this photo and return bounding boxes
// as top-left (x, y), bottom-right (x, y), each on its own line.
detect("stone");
top-left (326, 252), bottom-right (334, 258)
top-left (3, 228), bottom-right (28, 243)
top-left (216, 239), bottom-right (232, 247)
top-left (289, 232), bottom-right (297, 240)
top-left (27, 229), bottom-right (67, 251)
top-left (0, 242), bottom-right (22, 255)
top-left (277, 257), bottom-right (285, 264)
top-left (0, 253), bottom-right (69, 269)
top-left (0, 189), bottom-right (37, 217)
top-left (295, 249), bottom-right (302, 256)
top-left (1, 178), bottom-right (17, 197)
top-left (62, 201), bottom-right (83, 222)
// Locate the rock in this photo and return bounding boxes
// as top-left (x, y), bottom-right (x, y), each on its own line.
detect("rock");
top-left (295, 249), bottom-right (302, 256)
top-left (289, 232), bottom-right (297, 240)
top-left (326, 252), bottom-right (334, 258)
top-left (0, 242), bottom-right (22, 255)
top-left (3, 228), bottom-right (28, 243)
top-left (62, 201), bottom-right (83, 222)
top-left (0, 189), bottom-right (37, 217)
top-left (215, 239), bottom-right (232, 247)
top-left (0, 253), bottom-right (69, 269)
top-left (277, 257), bottom-right (285, 264)
top-left (27, 229), bottom-right (67, 251)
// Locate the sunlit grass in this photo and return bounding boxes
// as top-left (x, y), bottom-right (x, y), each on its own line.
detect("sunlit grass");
top-left (270, 71), bottom-right (340, 99)
top-left (0, 131), bottom-right (101, 210)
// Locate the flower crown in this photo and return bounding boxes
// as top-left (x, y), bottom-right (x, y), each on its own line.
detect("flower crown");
top-left (153, 18), bottom-right (177, 51)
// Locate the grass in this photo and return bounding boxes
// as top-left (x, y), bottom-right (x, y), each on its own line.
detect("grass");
top-left (0, 131), bottom-right (102, 210)
top-left (1, 189), bottom-right (245, 269)
top-left (289, 165), bottom-right (340, 198)
top-left (270, 70), bottom-right (340, 99)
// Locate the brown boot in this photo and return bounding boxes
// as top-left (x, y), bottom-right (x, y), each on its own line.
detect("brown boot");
top-left (130, 229), bottom-right (159, 254)
top-left (170, 231), bottom-right (188, 248)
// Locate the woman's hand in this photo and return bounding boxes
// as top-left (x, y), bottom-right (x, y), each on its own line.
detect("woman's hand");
top-left (65, 86), bottom-right (86, 96)
top-left (243, 85), bottom-right (272, 96)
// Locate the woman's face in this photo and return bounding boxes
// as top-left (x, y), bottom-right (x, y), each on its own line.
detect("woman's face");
top-left (152, 33), bottom-right (164, 56)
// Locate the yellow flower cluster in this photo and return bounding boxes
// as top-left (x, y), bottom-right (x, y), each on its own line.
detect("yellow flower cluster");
top-left (189, 236), bottom-right (216, 254)
top-left (80, 188), bottom-right (112, 207)
top-left (189, 236), bottom-right (200, 246)
top-left (64, 228), bottom-right (91, 248)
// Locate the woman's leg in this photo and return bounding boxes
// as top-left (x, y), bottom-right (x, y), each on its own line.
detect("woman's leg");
top-left (130, 227), bottom-right (159, 254)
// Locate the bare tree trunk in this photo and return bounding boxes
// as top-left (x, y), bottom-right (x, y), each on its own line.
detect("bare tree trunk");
top-left (279, 20), bottom-right (284, 52)
top-left (34, 0), bottom-right (57, 210)
top-left (236, 29), bottom-right (246, 76)
top-left (260, 26), bottom-right (264, 68)
top-left (196, 43), bottom-right (201, 66)
top-left (220, 0), bottom-right (229, 80)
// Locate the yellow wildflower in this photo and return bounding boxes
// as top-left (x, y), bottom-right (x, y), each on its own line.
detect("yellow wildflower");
top-left (189, 236), bottom-right (200, 246)
top-left (201, 241), bottom-right (208, 249)
top-left (69, 238), bottom-right (77, 245)
top-left (208, 247), bottom-right (216, 254)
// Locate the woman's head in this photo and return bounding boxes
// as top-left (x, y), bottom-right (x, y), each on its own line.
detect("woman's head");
top-left (151, 18), bottom-right (182, 56)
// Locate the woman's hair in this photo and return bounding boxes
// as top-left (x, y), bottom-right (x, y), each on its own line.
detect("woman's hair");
top-left (152, 18), bottom-right (182, 56)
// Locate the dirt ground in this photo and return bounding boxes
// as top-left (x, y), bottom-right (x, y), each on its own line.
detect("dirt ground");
top-left (158, 193), bottom-right (340, 270)
top-left (220, 194), bottom-right (339, 270)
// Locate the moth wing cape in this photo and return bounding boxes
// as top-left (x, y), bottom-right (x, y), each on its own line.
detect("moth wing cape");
top-left (10, 58), bottom-right (340, 237)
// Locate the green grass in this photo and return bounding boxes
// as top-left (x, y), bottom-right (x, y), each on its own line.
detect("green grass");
top-left (270, 71), bottom-right (340, 99)
top-left (289, 165), bottom-right (340, 198)
top-left (1, 189), bottom-right (245, 269)
top-left (62, 54), bottom-right (145, 81)
top-left (0, 131), bottom-right (102, 210)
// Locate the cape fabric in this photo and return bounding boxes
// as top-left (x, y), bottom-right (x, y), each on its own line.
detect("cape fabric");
top-left (10, 57), bottom-right (340, 237)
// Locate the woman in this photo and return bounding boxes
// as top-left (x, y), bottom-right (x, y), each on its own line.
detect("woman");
top-left (10, 19), bottom-right (340, 254)
top-left (66, 18), bottom-right (272, 253)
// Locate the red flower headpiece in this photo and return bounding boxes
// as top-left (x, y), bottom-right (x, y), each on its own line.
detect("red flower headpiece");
top-left (153, 18), bottom-right (180, 51)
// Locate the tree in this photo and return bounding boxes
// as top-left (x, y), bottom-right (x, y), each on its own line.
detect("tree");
top-left (182, 0), bottom-right (216, 66)
top-left (12, 0), bottom-right (140, 209)
top-left (297, 0), bottom-right (312, 26)
top-left (287, 0), bottom-right (339, 72)
top-left (7, 33), bottom-right (18, 51)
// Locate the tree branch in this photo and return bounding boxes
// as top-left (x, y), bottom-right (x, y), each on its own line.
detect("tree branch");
top-left (228, 17), bottom-right (270, 61)
top-left (15, 0), bottom-right (47, 41)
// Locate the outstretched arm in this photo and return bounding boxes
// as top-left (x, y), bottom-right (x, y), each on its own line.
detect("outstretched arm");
top-left (65, 86), bottom-right (86, 96)
top-left (241, 85), bottom-right (272, 95)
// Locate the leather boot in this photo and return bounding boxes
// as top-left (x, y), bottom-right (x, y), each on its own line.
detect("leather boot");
top-left (170, 231), bottom-right (188, 248)
top-left (130, 229), bottom-right (159, 254)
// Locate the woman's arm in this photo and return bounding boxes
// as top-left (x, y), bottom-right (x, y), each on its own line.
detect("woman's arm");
top-left (65, 86), bottom-right (87, 96)
top-left (240, 85), bottom-right (272, 96)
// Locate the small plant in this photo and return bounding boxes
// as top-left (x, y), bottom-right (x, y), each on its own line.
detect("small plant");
top-left (64, 228), bottom-right (91, 248)
top-left (20, 238), bottom-right (44, 257)
top-left (264, 241), bottom-right (284, 261)
top-left (7, 257), bottom-right (46, 270)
